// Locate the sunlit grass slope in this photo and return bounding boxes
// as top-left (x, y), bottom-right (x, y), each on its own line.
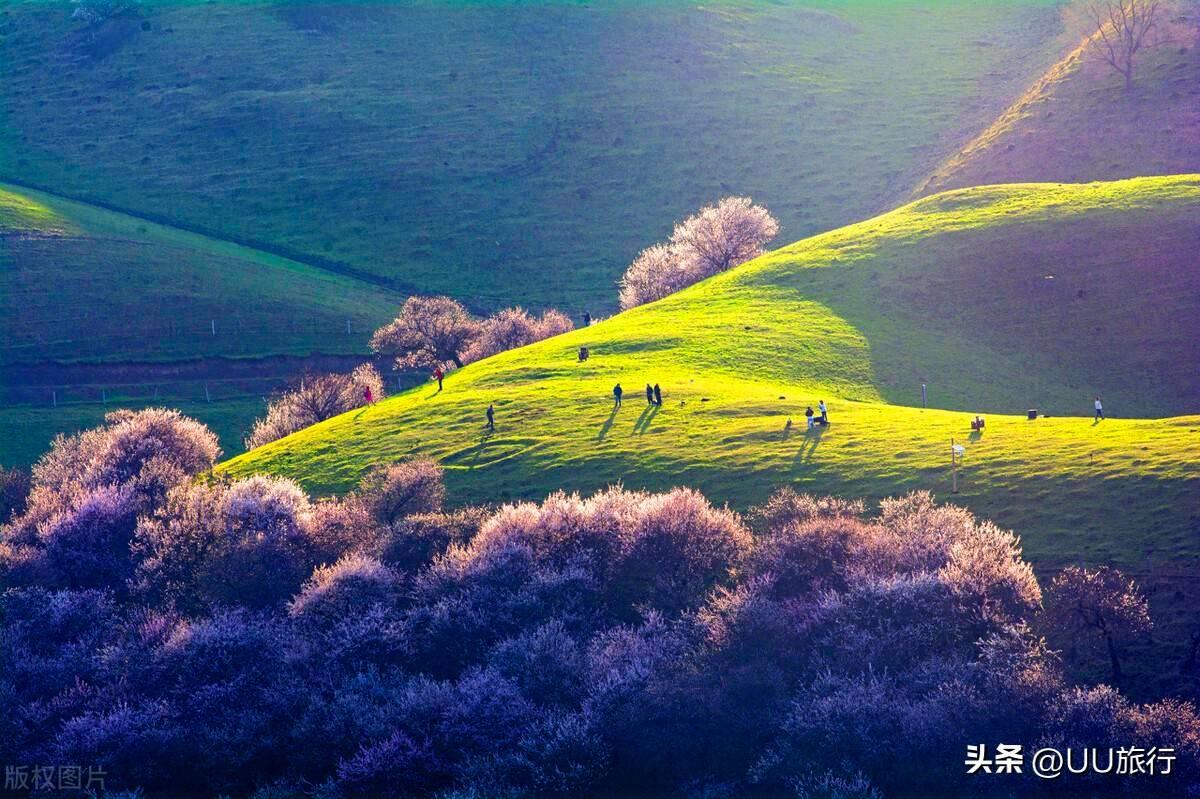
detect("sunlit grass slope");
top-left (0, 183), bottom-right (400, 364)
top-left (223, 176), bottom-right (1200, 569)
top-left (0, 0), bottom-right (1063, 312)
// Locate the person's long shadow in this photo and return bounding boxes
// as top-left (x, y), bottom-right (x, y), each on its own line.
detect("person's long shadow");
top-left (634, 404), bottom-right (660, 434)
top-left (466, 428), bottom-right (495, 469)
top-left (597, 405), bottom-right (620, 441)
top-left (793, 425), bottom-right (825, 466)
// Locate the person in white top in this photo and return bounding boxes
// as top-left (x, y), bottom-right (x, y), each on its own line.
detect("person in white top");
top-left (818, 400), bottom-right (828, 424)
top-left (1094, 397), bottom-right (1104, 420)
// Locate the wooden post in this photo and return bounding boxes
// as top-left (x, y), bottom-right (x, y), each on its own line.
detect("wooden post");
top-left (951, 437), bottom-right (958, 494)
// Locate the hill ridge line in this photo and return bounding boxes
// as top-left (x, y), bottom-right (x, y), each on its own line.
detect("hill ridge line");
top-left (0, 175), bottom-right (422, 298)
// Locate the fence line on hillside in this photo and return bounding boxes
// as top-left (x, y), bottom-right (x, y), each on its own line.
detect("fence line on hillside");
top-left (0, 372), bottom-right (423, 410)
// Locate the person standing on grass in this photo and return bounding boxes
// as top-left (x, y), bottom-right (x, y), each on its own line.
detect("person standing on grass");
top-left (653, 383), bottom-right (662, 406)
top-left (613, 383), bottom-right (623, 408)
top-left (1094, 397), bottom-right (1104, 420)
top-left (486, 403), bottom-right (495, 430)
top-left (805, 406), bottom-right (815, 430)
top-left (819, 400), bottom-right (828, 424)
top-left (646, 384), bottom-right (655, 405)
top-left (434, 367), bottom-right (445, 392)
top-left (363, 386), bottom-right (374, 406)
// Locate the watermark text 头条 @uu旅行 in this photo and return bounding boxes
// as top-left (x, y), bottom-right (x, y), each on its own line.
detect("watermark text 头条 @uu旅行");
top-left (966, 744), bottom-right (1176, 779)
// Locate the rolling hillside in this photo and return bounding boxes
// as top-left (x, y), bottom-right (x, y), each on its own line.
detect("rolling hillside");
top-left (223, 175), bottom-right (1200, 571)
top-left (0, 0), bottom-right (1064, 313)
top-left (0, 183), bottom-right (400, 466)
top-left (0, 183), bottom-right (399, 365)
top-left (918, 5), bottom-right (1200, 195)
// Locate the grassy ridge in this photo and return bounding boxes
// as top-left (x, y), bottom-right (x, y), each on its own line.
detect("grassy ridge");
top-left (918, 7), bottom-right (1200, 195)
top-left (223, 176), bottom-right (1200, 569)
top-left (0, 0), bottom-right (1064, 313)
top-left (0, 182), bottom-right (401, 364)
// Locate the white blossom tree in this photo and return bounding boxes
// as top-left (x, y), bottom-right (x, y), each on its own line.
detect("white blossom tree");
top-left (619, 197), bottom-right (778, 310)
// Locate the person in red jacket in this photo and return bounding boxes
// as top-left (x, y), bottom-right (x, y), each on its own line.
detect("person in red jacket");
top-left (434, 367), bottom-right (444, 392)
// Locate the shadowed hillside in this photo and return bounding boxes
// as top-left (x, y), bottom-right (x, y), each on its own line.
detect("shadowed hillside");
top-left (0, 1), bottom-right (1063, 313)
top-left (0, 184), bottom-right (400, 365)
top-left (918, 5), bottom-right (1200, 195)
top-left (0, 184), bottom-right (400, 466)
top-left (223, 176), bottom-right (1200, 570)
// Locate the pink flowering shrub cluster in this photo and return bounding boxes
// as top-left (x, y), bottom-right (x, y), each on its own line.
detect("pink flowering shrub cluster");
top-left (619, 197), bottom-right (779, 309)
top-left (245, 363), bottom-right (385, 449)
top-left (371, 296), bottom-right (574, 374)
top-left (1, 413), bottom-right (1197, 798)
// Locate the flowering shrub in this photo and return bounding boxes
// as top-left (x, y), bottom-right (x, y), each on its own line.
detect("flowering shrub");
top-left (132, 475), bottom-right (315, 611)
top-left (462, 307), bottom-right (574, 364)
top-left (357, 458), bottom-right (446, 525)
top-left (245, 364), bottom-right (385, 449)
top-left (3, 422), bottom-right (1198, 799)
top-left (619, 197), bottom-right (779, 309)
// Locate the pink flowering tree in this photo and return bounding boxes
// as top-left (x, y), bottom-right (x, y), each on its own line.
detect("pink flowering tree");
top-left (245, 364), bottom-right (384, 449)
top-left (462, 307), bottom-right (574, 364)
top-left (619, 197), bottom-right (778, 309)
top-left (370, 296), bottom-right (481, 371)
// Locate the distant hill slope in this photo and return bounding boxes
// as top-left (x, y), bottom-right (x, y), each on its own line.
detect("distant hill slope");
top-left (0, 184), bottom-right (400, 365)
top-left (222, 176), bottom-right (1200, 569)
top-left (918, 8), bottom-right (1200, 195)
top-left (0, 1), bottom-right (1063, 313)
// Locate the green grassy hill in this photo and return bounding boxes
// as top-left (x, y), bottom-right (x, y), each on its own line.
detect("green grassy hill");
top-left (0, 0), bottom-right (1064, 314)
top-left (0, 183), bottom-right (401, 467)
top-left (223, 175), bottom-right (1200, 572)
top-left (918, 7), bottom-right (1200, 196)
top-left (0, 183), bottom-right (399, 365)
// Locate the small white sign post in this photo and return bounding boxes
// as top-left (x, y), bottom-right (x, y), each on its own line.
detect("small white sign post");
top-left (951, 439), bottom-right (966, 493)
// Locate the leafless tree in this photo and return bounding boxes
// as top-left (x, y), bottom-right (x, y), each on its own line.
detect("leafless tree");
top-left (1080, 0), bottom-right (1164, 90)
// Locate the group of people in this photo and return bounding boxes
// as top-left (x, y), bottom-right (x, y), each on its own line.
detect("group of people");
top-left (804, 400), bottom-right (829, 430)
top-left (786, 401), bottom-right (829, 431)
top-left (611, 382), bottom-right (662, 408)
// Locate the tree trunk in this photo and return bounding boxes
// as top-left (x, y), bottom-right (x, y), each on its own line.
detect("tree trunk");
top-left (1105, 632), bottom-right (1123, 683)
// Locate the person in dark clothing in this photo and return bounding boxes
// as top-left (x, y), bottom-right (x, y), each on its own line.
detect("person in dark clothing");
top-left (486, 403), bottom-right (494, 429)
top-left (805, 406), bottom-right (815, 430)
top-left (646, 384), bottom-right (655, 405)
top-left (653, 383), bottom-right (662, 406)
top-left (613, 384), bottom-right (623, 408)
top-left (583, 312), bottom-right (592, 327)
top-left (435, 367), bottom-right (444, 392)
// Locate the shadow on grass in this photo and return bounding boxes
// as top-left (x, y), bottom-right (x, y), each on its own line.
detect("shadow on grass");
top-left (793, 425), bottom-right (825, 466)
top-left (597, 405), bottom-right (619, 441)
top-left (466, 428), bottom-right (494, 469)
top-left (634, 404), bottom-right (660, 434)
